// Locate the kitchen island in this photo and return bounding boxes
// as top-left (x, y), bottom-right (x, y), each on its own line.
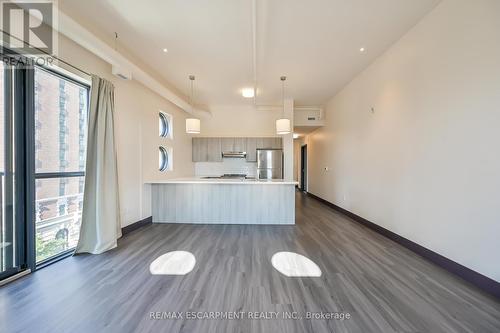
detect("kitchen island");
top-left (146, 178), bottom-right (297, 225)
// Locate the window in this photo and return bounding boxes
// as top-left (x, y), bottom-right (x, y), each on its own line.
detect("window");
top-left (34, 66), bottom-right (89, 263)
top-left (159, 146), bottom-right (172, 172)
top-left (0, 50), bottom-right (90, 281)
top-left (159, 112), bottom-right (173, 138)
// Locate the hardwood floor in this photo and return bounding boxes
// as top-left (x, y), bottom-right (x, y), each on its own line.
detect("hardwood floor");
top-left (1, 192), bottom-right (500, 333)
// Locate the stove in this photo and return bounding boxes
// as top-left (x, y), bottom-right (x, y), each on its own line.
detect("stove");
top-left (221, 174), bottom-right (247, 178)
top-left (201, 174), bottom-right (255, 180)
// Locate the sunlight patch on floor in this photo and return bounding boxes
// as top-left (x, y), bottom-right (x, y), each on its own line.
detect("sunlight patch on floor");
top-left (149, 251), bottom-right (196, 275)
top-left (271, 251), bottom-right (322, 277)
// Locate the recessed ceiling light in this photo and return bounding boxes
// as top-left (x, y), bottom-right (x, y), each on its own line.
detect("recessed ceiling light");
top-left (241, 88), bottom-right (255, 98)
top-left (163, 48), bottom-right (168, 53)
top-left (359, 47), bottom-right (365, 53)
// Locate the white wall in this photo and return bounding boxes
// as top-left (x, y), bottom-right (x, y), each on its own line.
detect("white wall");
top-left (201, 105), bottom-right (281, 137)
top-left (58, 34), bottom-right (194, 227)
top-left (306, 0), bottom-right (500, 282)
top-left (293, 136), bottom-right (309, 186)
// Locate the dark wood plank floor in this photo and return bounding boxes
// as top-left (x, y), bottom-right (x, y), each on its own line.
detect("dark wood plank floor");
top-left (1, 192), bottom-right (500, 333)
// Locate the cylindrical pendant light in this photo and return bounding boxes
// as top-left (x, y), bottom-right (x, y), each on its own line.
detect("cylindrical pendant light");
top-left (276, 118), bottom-right (291, 135)
top-left (186, 118), bottom-right (200, 134)
top-left (276, 76), bottom-right (291, 135)
top-left (186, 75), bottom-right (200, 134)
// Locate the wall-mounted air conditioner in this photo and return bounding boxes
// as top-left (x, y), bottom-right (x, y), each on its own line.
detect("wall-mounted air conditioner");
top-left (112, 65), bottom-right (132, 80)
top-left (294, 107), bottom-right (325, 127)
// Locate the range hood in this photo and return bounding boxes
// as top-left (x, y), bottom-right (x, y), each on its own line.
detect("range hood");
top-left (222, 151), bottom-right (247, 158)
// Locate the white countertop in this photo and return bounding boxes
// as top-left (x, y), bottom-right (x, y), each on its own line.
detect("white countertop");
top-left (145, 177), bottom-right (298, 185)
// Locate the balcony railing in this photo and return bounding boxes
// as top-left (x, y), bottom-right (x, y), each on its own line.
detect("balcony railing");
top-left (35, 193), bottom-right (83, 224)
top-left (35, 192), bottom-right (84, 262)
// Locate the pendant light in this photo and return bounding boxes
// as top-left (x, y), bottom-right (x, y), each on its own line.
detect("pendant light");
top-left (276, 76), bottom-right (291, 135)
top-left (186, 75), bottom-right (200, 134)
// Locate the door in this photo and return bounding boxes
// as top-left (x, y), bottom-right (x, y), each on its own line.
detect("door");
top-left (300, 145), bottom-right (307, 191)
top-left (0, 57), bottom-right (28, 280)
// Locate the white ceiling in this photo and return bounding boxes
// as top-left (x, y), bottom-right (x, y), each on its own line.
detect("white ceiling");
top-left (59, 0), bottom-right (440, 107)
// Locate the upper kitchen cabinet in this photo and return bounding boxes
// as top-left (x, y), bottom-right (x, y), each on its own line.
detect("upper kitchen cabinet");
top-left (246, 137), bottom-right (282, 162)
top-left (194, 137), bottom-right (280, 162)
top-left (207, 138), bottom-right (222, 162)
top-left (221, 138), bottom-right (233, 152)
top-left (221, 137), bottom-right (247, 152)
top-left (192, 138), bottom-right (207, 162)
top-left (233, 138), bottom-right (247, 152)
top-left (192, 138), bottom-right (222, 162)
top-left (245, 138), bottom-right (258, 162)
top-left (271, 137), bottom-right (283, 149)
top-left (257, 137), bottom-right (282, 149)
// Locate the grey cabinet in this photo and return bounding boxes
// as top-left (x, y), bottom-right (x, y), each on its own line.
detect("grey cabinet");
top-left (272, 137), bottom-right (283, 149)
top-left (246, 137), bottom-right (282, 162)
top-left (192, 138), bottom-right (222, 162)
top-left (257, 137), bottom-right (282, 149)
top-left (193, 137), bottom-right (280, 162)
top-left (221, 138), bottom-right (232, 152)
top-left (245, 138), bottom-right (258, 162)
top-left (192, 138), bottom-right (207, 162)
top-left (271, 137), bottom-right (282, 149)
top-left (207, 138), bottom-right (222, 162)
top-left (221, 137), bottom-right (247, 152)
top-left (233, 138), bottom-right (247, 152)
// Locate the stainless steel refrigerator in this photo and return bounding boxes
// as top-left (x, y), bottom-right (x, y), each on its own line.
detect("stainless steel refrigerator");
top-left (257, 149), bottom-right (283, 180)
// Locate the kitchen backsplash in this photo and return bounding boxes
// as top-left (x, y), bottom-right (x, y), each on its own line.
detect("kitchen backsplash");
top-left (195, 159), bottom-right (257, 177)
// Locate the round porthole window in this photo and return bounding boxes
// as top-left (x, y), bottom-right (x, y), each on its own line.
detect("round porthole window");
top-left (159, 112), bottom-right (172, 138)
top-left (159, 146), bottom-right (169, 171)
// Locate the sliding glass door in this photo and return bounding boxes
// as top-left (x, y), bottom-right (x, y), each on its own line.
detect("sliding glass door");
top-left (0, 58), bottom-right (27, 279)
top-left (0, 60), bottom-right (14, 277)
top-left (34, 67), bottom-right (88, 264)
top-left (0, 51), bottom-right (89, 282)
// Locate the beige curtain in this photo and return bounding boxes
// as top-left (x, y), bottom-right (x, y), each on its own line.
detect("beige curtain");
top-left (75, 75), bottom-right (121, 254)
